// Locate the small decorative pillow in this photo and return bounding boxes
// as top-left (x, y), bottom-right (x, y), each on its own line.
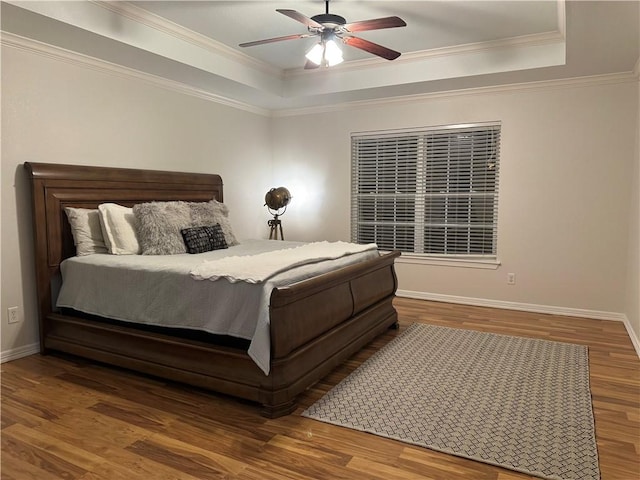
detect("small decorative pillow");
top-left (181, 224), bottom-right (228, 254)
top-left (133, 201), bottom-right (192, 255)
top-left (98, 203), bottom-right (140, 255)
top-left (64, 207), bottom-right (109, 256)
top-left (189, 200), bottom-right (238, 246)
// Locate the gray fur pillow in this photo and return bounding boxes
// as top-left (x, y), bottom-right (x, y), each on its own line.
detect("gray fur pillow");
top-left (134, 199), bottom-right (238, 255)
top-left (190, 200), bottom-right (238, 246)
top-left (133, 201), bottom-right (192, 255)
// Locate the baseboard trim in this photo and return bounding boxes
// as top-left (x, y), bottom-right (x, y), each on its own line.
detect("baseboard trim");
top-left (397, 289), bottom-right (640, 358)
top-left (621, 316), bottom-right (640, 359)
top-left (3, 295), bottom-right (638, 361)
top-left (397, 290), bottom-right (626, 320)
top-left (1, 342), bottom-right (40, 363)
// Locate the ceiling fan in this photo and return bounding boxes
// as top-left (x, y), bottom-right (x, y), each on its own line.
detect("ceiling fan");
top-left (239, 1), bottom-right (407, 69)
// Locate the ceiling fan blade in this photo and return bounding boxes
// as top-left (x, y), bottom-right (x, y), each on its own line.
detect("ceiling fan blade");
top-left (276, 9), bottom-right (324, 29)
top-left (342, 36), bottom-right (402, 60)
top-left (239, 33), bottom-right (315, 48)
top-left (342, 16), bottom-right (407, 32)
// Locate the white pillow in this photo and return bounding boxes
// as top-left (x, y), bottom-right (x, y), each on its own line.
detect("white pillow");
top-left (98, 203), bottom-right (140, 255)
top-left (64, 207), bottom-right (108, 256)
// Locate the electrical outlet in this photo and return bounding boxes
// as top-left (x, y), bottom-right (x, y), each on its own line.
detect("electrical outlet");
top-left (7, 306), bottom-right (20, 324)
top-left (507, 273), bottom-right (516, 285)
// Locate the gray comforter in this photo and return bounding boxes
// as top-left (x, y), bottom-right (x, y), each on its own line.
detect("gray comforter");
top-left (56, 239), bottom-right (380, 374)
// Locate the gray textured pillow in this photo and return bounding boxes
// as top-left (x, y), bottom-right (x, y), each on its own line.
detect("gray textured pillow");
top-left (133, 201), bottom-right (192, 255)
top-left (190, 200), bottom-right (238, 246)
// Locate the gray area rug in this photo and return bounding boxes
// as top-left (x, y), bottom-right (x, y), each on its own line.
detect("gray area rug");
top-left (302, 324), bottom-right (599, 480)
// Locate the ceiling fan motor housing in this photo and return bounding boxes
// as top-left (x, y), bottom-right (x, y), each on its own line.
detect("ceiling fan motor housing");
top-left (311, 13), bottom-right (346, 27)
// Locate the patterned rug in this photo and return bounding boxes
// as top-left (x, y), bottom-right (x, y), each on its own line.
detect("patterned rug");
top-left (302, 324), bottom-right (600, 480)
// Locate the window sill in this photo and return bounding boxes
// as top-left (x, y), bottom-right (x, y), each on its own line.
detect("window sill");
top-left (392, 253), bottom-right (501, 270)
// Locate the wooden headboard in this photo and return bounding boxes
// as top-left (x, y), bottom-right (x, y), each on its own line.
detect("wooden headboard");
top-left (24, 162), bottom-right (224, 347)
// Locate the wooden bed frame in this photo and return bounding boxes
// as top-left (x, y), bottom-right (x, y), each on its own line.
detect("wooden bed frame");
top-left (25, 162), bottom-right (400, 417)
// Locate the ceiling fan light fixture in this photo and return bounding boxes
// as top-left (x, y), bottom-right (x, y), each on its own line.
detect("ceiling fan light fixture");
top-left (305, 39), bottom-right (343, 67)
top-left (325, 39), bottom-right (344, 66)
top-left (305, 42), bottom-right (324, 65)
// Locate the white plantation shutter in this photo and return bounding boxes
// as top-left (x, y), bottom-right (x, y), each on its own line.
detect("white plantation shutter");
top-left (351, 123), bottom-right (500, 258)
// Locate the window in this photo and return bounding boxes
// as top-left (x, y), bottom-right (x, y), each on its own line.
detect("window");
top-left (351, 123), bottom-right (500, 260)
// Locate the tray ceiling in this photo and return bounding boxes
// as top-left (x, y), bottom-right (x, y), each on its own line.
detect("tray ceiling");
top-left (1, 1), bottom-right (638, 112)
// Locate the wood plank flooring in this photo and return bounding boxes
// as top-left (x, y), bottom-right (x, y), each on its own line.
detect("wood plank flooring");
top-left (2, 298), bottom-right (639, 479)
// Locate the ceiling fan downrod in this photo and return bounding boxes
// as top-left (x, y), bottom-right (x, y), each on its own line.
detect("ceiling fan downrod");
top-left (311, 0), bottom-right (346, 27)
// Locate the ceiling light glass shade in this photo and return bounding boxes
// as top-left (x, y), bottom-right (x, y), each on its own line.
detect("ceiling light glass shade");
top-left (305, 43), bottom-right (324, 65)
top-left (324, 39), bottom-right (344, 66)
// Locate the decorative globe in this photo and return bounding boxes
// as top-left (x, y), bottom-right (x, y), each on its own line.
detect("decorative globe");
top-left (264, 187), bottom-right (291, 212)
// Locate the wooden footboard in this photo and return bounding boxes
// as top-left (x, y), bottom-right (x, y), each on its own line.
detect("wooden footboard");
top-left (261, 249), bottom-right (400, 416)
top-left (25, 162), bottom-right (400, 417)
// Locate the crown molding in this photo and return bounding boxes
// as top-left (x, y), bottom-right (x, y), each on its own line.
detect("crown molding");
top-left (285, 30), bottom-right (566, 78)
top-left (92, 0), bottom-right (281, 79)
top-left (1, 31), bottom-right (271, 117)
top-left (2, 29), bottom-right (634, 119)
top-left (273, 71), bottom-right (637, 117)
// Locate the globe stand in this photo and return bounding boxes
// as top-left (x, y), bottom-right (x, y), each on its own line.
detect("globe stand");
top-left (268, 214), bottom-right (284, 240)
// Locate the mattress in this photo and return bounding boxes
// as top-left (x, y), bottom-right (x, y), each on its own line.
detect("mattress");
top-left (56, 239), bottom-right (380, 374)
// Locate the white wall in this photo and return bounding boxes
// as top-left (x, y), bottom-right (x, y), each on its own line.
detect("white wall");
top-left (3, 41), bottom-right (639, 359)
top-left (1, 45), bottom-right (273, 358)
top-left (272, 80), bottom-right (638, 318)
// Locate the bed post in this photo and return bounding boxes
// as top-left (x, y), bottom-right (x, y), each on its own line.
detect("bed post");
top-left (24, 162), bottom-right (55, 353)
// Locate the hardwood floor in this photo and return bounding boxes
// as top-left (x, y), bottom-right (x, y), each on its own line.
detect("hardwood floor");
top-left (2, 297), bottom-right (639, 479)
